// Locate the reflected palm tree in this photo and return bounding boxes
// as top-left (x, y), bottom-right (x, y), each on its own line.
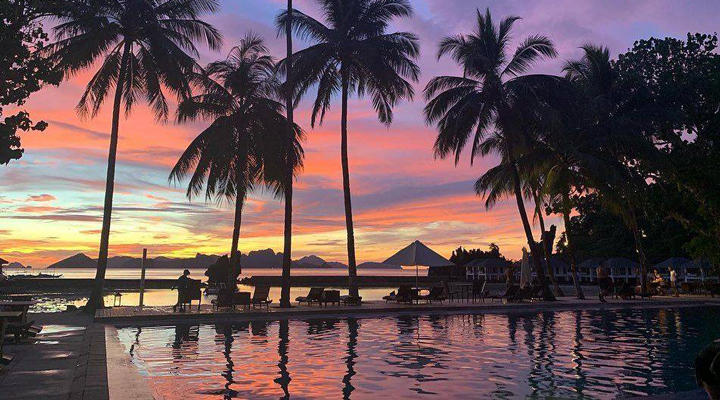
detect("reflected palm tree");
top-left (274, 319), bottom-right (291, 399)
top-left (216, 323), bottom-right (236, 399)
top-left (572, 311), bottom-right (587, 397)
top-left (343, 318), bottom-right (359, 399)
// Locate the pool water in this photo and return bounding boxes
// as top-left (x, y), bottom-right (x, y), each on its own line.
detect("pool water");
top-left (117, 306), bottom-right (718, 399)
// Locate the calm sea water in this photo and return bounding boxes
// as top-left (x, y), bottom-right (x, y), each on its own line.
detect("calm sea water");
top-left (117, 306), bottom-right (717, 399)
top-left (8, 267), bottom-right (418, 280)
top-left (9, 267), bottom-right (420, 311)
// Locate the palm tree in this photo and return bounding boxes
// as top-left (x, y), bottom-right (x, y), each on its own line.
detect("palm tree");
top-left (170, 34), bottom-right (304, 286)
top-left (277, 0), bottom-right (420, 298)
top-left (279, 0), bottom-right (294, 308)
top-left (424, 8), bottom-right (559, 300)
top-left (48, 0), bottom-right (222, 310)
top-left (526, 178), bottom-right (565, 296)
top-left (563, 44), bottom-right (657, 295)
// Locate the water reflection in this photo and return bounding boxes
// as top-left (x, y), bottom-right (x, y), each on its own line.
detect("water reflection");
top-left (118, 306), bottom-right (718, 399)
top-left (274, 319), bottom-right (291, 399)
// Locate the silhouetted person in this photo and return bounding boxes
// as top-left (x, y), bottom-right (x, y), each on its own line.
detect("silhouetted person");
top-left (696, 340), bottom-right (720, 399)
top-left (172, 269), bottom-right (191, 312)
top-left (597, 265), bottom-right (611, 302)
top-left (669, 267), bottom-right (679, 297)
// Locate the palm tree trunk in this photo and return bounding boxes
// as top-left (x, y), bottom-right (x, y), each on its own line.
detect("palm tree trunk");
top-left (510, 164), bottom-right (555, 301)
top-left (534, 192), bottom-right (564, 297)
top-left (627, 202), bottom-right (649, 295)
top-left (86, 42), bottom-right (131, 312)
top-left (228, 188), bottom-right (245, 288)
top-left (562, 193), bottom-right (585, 299)
top-left (280, 0), bottom-right (293, 308)
top-left (340, 65), bottom-right (359, 298)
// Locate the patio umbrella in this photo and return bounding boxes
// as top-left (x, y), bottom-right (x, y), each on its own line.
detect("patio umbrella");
top-left (383, 240), bottom-right (454, 293)
top-left (520, 248), bottom-right (531, 287)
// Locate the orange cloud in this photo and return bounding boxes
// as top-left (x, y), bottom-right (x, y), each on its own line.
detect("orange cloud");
top-left (27, 194), bottom-right (57, 202)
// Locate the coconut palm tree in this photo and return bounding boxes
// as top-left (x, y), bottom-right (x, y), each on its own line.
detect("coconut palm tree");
top-left (276, 0), bottom-right (420, 298)
top-left (279, 0), bottom-right (294, 308)
top-left (47, 0), bottom-right (222, 310)
top-left (563, 44), bottom-right (657, 295)
top-left (170, 34), bottom-right (304, 285)
top-left (424, 8), bottom-right (560, 300)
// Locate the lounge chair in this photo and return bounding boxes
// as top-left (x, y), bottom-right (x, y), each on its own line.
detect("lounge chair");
top-left (212, 288), bottom-right (236, 311)
top-left (395, 285), bottom-right (417, 304)
top-left (499, 285), bottom-right (520, 302)
top-left (471, 281), bottom-right (489, 303)
top-left (384, 285), bottom-right (412, 303)
top-left (251, 286), bottom-right (272, 309)
top-left (340, 295), bottom-right (362, 306)
top-left (4, 305), bottom-right (41, 341)
top-left (443, 281), bottom-right (461, 301)
top-left (421, 286), bottom-right (447, 304)
top-left (321, 290), bottom-right (341, 307)
top-left (0, 319), bottom-right (12, 365)
top-left (296, 287), bottom-right (324, 306)
top-left (234, 292), bottom-right (251, 310)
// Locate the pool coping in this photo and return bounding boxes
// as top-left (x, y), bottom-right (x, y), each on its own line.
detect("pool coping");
top-left (105, 325), bottom-right (157, 400)
top-left (98, 297), bottom-right (720, 327)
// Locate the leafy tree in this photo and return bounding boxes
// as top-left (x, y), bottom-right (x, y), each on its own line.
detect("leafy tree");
top-left (277, 0), bottom-right (419, 298)
top-left (563, 44), bottom-right (658, 294)
top-left (424, 8), bottom-right (560, 300)
top-left (450, 243), bottom-right (507, 266)
top-left (48, 0), bottom-right (222, 311)
top-left (170, 34), bottom-right (304, 286)
top-left (615, 33), bottom-right (720, 266)
top-left (0, 0), bottom-right (62, 165)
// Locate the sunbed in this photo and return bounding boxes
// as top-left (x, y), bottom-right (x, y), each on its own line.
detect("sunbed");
top-left (296, 287), bottom-right (324, 306)
top-left (421, 286), bottom-right (447, 304)
top-left (250, 286), bottom-right (272, 309)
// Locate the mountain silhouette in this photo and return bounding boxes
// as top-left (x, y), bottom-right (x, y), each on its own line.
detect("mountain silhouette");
top-left (46, 249), bottom-right (397, 270)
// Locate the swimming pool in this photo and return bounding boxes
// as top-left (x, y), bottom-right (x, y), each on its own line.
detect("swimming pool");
top-left (117, 306), bottom-right (717, 399)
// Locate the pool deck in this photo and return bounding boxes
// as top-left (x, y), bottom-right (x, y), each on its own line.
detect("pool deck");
top-left (95, 295), bottom-right (720, 326)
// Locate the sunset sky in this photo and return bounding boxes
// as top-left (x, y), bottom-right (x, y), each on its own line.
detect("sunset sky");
top-left (2, 0), bottom-right (718, 267)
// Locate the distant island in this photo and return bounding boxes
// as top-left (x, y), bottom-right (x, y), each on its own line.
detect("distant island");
top-left (47, 249), bottom-right (401, 270)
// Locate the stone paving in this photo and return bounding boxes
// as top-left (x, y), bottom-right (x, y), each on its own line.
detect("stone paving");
top-left (0, 312), bottom-right (108, 400)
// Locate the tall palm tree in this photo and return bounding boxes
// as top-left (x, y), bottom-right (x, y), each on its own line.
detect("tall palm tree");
top-left (48, 0), bottom-right (222, 310)
top-left (279, 0), bottom-right (294, 308)
top-left (563, 44), bottom-right (657, 295)
top-left (424, 8), bottom-right (559, 300)
top-left (170, 34), bottom-right (304, 286)
top-left (277, 0), bottom-right (420, 298)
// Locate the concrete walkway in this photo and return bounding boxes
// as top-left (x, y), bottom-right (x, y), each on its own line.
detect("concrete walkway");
top-left (0, 312), bottom-right (108, 400)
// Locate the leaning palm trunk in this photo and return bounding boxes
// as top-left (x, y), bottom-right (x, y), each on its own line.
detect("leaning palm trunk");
top-left (87, 43), bottom-right (131, 311)
top-left (627, 202), bottom-right (649, 295)
top-left (534, 193), bottom-right (564, 297)
top-left (511, 165), bottom-right (555, 301)
top-left (341, 67), bottom-right (359, 298)
top-left (228, 187), bottom-right (245, 287)
top-left (279, 0), bottom-right (294, 308)
top-left (562, 194), bottom-right (585, 299)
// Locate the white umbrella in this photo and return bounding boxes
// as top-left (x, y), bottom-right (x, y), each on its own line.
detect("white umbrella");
top-left (383, 240), bottom-right (454, 299)
top-left (520, 247), bottom-right (531, 287)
